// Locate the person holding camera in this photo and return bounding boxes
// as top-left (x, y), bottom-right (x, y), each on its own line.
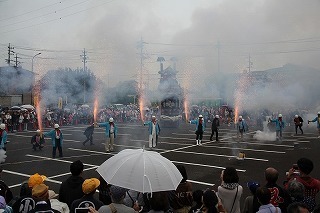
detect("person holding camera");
top-left (284, 158), bottom-right (320, 212)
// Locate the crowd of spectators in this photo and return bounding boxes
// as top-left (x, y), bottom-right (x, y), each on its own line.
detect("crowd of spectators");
top-left (0, 157), bottom-right (319, 213)
top-left (0, 104), bottom-right (143, 132)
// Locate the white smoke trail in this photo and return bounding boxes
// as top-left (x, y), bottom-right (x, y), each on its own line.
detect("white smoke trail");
top-left (0, 149), bottom-right (7, 163)
top-left (253, 118), bottom-right (276, 141)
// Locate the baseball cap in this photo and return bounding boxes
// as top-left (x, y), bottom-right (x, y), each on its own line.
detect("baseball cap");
top-left (247, 181), bottom-right (260, 194)
top-left (28, 173), bottom-right (47, 188)
top-left (82, 178), bottom-right (100, 194)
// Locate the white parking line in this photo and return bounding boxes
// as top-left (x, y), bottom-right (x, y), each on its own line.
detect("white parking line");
top-left (171, 150), bottom-right (269, 162)
top-left (26, 154), bottom-right (98, 167)
top-left (188, 180), bottom-right (215, 186)
top-left (171, 161), bottom-right (246, 172)
top-left (201, 145), bottom-right (285, 154)
top-left (67, 147), bottom-right (246, 173)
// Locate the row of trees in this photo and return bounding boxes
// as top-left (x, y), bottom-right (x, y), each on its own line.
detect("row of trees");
top-left (39, 67), bottom-right (139, 106)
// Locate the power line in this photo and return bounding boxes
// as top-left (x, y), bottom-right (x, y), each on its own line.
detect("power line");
top-left (0, 0), bottom-right (62, 22)
top-left (146, 37), bottom-right (320, 48)
top-left (0, 0), bottom-right (117, 34)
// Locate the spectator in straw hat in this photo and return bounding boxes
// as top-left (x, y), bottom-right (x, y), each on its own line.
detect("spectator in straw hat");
top-left (43, 123), bottom-right (64, 158)
top-left (12, 173), bottom-right (47, 213)
top-left (29, 183), bottom-right (60, 213)
top-left (98, 185), bottom-right (136, 213)
top-left (70, 178), bottom-right (104, 213)
top-left (48, 189), bottom-right (69, 213)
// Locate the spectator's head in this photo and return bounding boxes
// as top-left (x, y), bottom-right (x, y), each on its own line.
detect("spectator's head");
top-left (297, 158), bottom-right (313, 175)
top-left (36, 129), bottom-right (41, 136)
top-left (70, 160), bottom-right (84, 176)
top-left (287, 180), bottom-right (305, 202)
top-left (265, 167), bottom-right (279, 184)
top-left (48, 190), bottom-right (59, 200)
top-left (32, 183), bottom-right (49, 203)
top-left (222, 167), bottom-right (239, 183)
top-left (247, 181), bottom-right (260, 195)
top-left (192, 190), bottom-right (204, 206)
top-left (82, 178), bottom-right (100, 195)
top-left (109, 185), bottom-right (128, 203)
top-left (148, 191), bottom-right (169, 211)
top-left (28, 173), bottom-right (46, 188)
top-left (287, 202), bottom-right (310, 213)
top-left (256, 187), bottom-right (271, 205)
top-left (176, 165), bottom-right (188, 183)
top-left (202, 189), bottom-right (218, 213)
top-left (20, 181), bottom-right (32, 197)
top-left (0, 196), bottom-right (6, 209)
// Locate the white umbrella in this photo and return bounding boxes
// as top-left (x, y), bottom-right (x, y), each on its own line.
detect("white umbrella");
top-left (21, 104), bottom-right (35, 110)
top-left (81, 104), bottom-right (90, 108)
top-left (96, 148), bottom-right (182, 193)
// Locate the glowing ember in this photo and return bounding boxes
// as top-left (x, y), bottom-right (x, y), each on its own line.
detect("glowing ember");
top-left (139, 94), bottom-right (145, 122)
top-left (93, 98), bottom-right (98, 123)
top-left (184, 97), bottom-right (189, 123)
top-left (234, 106), bottom-right (239, 123)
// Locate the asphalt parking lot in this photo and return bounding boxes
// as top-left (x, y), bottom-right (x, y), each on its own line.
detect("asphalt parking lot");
top-left (1, 121), bottom-right (320, 204)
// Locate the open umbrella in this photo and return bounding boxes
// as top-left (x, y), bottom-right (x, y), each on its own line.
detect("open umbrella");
top-left (10, 106), bottom-right (21, 110)
top-left (21, 104), bottom-right (35, 110)
top-left (81, 104), bottom-right (90, 108)
top-left (96, 148), bottom-right (182, 193)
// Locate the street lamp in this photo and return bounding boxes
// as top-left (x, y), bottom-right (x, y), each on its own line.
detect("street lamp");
top-left (32, 52), bottom-right (41, 73)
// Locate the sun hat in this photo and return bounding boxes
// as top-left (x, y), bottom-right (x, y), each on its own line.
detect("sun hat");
top-left (82, 178), bottom-right (100, 194)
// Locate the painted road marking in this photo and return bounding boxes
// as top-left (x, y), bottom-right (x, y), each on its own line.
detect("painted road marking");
top-left (68, 147), bottom-right (246, 172)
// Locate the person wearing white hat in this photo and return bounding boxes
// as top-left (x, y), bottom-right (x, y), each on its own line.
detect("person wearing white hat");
top-left (97, 118), bottom-right (118, 152)
top-left (31, 129), bottom-right (45, 151)
top-left (210, 115), bottom-right (220, 142)
top-left (48, 190), bottom-right (69, 213)
top-left (43, 124), bottom-right (64, 158)
top-left (269, 114), bottom-right (285, 141)
top-left (308, 112), bottom-right (320, 138)
top-left (236, 115), bottom-right (248, 141)
top-left (293, 114), bottom-right (304, 135)
top-left (144, 115), bottom-right (161, 149)
top-left (0, 123), bottom-right (7, 150)
top-left (190, 115), bottom-right (205, 145)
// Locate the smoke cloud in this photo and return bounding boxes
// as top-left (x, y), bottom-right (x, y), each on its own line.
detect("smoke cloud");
top-left (1, 0), bottom-right (320, 110)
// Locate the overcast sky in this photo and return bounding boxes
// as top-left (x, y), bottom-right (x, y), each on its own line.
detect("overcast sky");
top-left (0, 0), bottom-right (319, 88)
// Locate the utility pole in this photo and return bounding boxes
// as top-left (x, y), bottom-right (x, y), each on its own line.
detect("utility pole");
top-left (14, 53), bottom-right (21, 67)
top-left (136, 37), bottom-right (147, 91)
top-left (5, 43), bottom-right (15, 66)
top-left (80, 48), bottom-right (88, 103)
